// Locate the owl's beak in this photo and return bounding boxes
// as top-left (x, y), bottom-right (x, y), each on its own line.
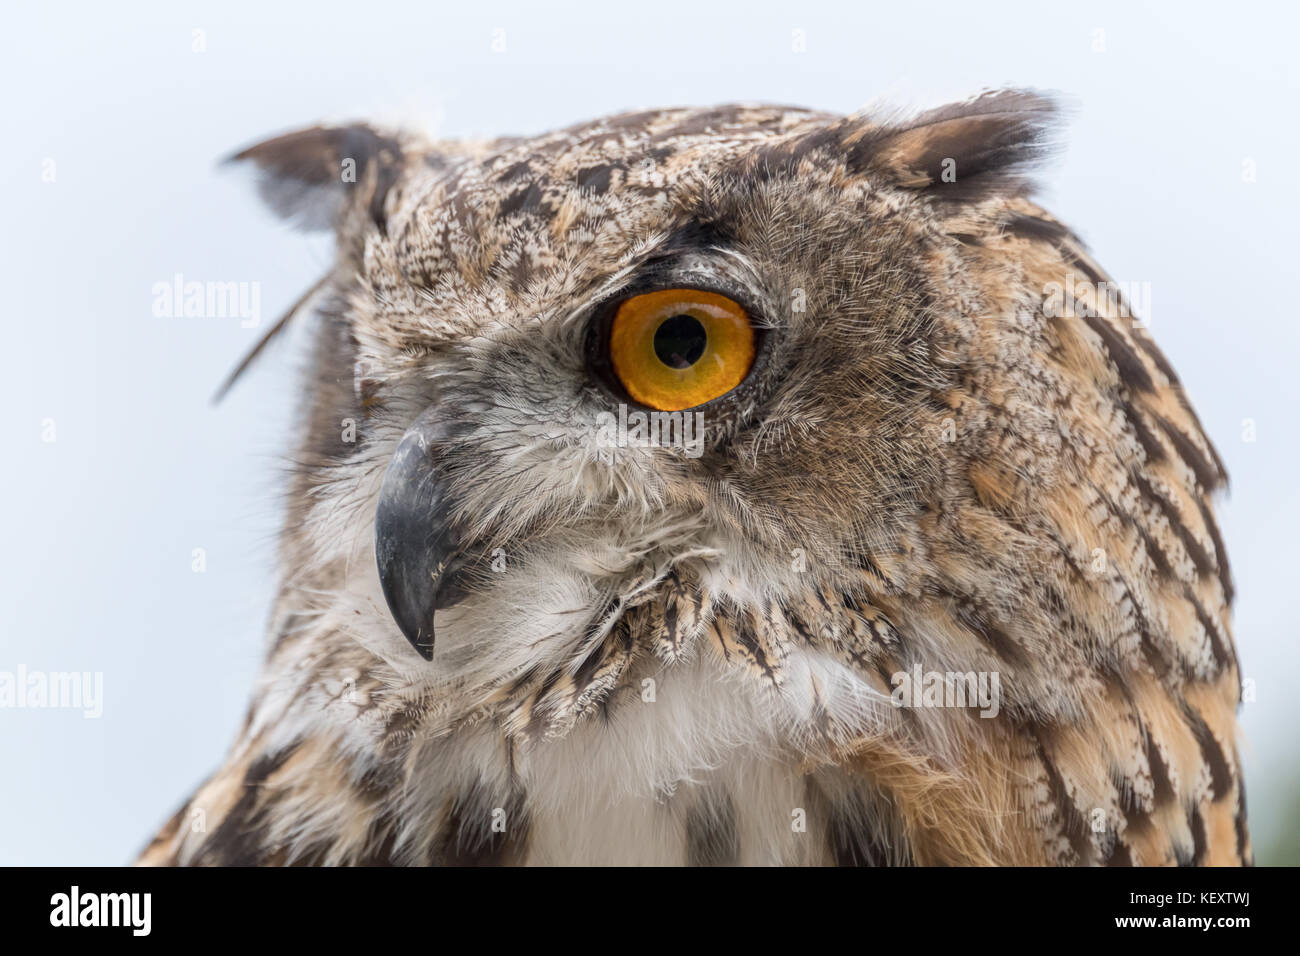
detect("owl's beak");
top-left (374, 408), bottom-right (468, 661)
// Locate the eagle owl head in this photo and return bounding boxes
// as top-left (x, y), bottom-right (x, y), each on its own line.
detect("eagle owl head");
top-left (144, 91), bottom-right (1246, 866)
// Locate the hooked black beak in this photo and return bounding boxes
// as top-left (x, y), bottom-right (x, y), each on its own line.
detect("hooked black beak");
top-left (374, 408), bottom-right (468, 660)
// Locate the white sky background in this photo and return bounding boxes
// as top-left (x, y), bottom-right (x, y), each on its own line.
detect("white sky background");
top-left (2, 0), bottom-right (1296, 864)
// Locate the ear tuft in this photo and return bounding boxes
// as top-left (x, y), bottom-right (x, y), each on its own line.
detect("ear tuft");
top-left (845, 89), bottom-right (1063, 203)
top-left (226, 124), bottom-right (406, 232)
top-left (752, 89), bottom-right (1063, 203)
top-left (858, 89), bottom-right (1062, 202)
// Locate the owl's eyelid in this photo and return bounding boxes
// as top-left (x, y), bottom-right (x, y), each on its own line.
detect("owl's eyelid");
top-left (591, 264), bottom-right (769, 330)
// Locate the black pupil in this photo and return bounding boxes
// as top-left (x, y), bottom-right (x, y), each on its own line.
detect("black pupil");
top-left (653, 314), bottom-right (707, 369)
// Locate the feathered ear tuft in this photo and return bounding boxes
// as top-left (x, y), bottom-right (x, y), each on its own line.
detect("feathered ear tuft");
top-left (754, 89), bottom-right (1063, 203)
top-left (226, 124), bottom-right (406, 233)
top-left (213, 123), bottom-right (407, 403)
top-left (853, 89), bottom-right (1063, 202)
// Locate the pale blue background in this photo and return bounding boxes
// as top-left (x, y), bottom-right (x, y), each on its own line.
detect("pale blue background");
top-left (2, 0), bottom-right (1296, 864)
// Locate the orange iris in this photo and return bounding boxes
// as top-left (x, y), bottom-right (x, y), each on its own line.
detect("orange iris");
top-left (608, 289), bottom-right (755, 411)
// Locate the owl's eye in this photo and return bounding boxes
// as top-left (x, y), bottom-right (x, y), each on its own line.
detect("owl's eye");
top-left (606, 289), bottom-right (756, 411)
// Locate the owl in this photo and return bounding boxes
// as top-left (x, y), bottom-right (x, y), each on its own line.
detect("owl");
top-left (139, 90), bottom-right (1249, 866)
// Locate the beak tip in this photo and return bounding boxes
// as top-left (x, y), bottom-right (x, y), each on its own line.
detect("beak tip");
top-left (390, 609), bottom-right (436, 661)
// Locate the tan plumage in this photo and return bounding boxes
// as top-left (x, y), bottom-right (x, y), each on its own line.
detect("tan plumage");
top-left (139, 91), bottom-right (1248, 866)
